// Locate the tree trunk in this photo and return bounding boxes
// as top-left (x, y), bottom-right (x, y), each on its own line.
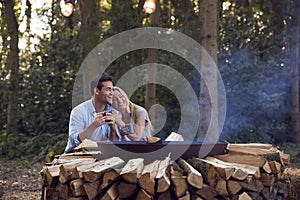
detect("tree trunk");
top-left (197, 0), bottom-right (219, 142)
top-left (78, 0), bottom-right (100, 60)
top-left (77, 0), bottom-right (101, 101)
top-left (291, 0), bottom-right (300, 143)
top-left (145, 0), bottom-right (159, 121)
top-left (3, 0), bottom-right (19, 135)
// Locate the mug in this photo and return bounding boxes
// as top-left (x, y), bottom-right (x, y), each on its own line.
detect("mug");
top-left (125, 123), bottom-right (134, 134)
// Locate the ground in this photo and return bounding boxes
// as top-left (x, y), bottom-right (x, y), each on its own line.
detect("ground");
top-left (0, 159), bottom-right (43, 200)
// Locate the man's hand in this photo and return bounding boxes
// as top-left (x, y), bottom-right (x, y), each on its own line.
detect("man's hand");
top-left (94, 112), bottom-right (115, 126)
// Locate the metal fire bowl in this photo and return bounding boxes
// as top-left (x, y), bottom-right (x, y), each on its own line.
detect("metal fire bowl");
top-left (91, 141), bottom-right (227, 163)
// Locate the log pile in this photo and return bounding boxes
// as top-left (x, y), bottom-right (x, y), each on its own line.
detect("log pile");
top-left (41, 143), bottom-right (292, 199)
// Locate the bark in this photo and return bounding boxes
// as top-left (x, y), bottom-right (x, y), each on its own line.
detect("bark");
top-left (3, 0), bottom-right (19, 134)
top-left (197, 0), bottom-right (219, 142)
top-left (77, 0), bottom-right (100, 101)
top-left (291, 0), bottom-right (300, 142)
top-left (78, 0), bottom-right (100, 60)
top-left (145, 0), bottom-right (159, 112)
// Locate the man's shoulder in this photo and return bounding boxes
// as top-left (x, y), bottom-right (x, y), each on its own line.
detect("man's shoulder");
top-left (72, 99), bottom-right (93, 112)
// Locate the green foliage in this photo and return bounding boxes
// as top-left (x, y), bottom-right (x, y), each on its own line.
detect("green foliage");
top-left (0, 0), bottom-right (80, 161)
top-left (279, 143), bottom-right (300, 164)
top-left (0, 130), bottom-right (66, 162)
top-left (0, 0), bottom-right (299, 162)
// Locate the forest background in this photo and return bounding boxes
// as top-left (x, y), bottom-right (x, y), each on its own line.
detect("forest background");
top-left (1, 0), bottom-right (300, 164)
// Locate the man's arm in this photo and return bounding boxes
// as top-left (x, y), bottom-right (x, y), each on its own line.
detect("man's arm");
top-left (77, 120), bottom-right (100, 142)
top-left (78, 112), bottom-right (116, 141)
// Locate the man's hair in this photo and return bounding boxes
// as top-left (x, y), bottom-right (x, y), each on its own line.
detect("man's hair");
top-left (90, 74), bottom-right (113, 95)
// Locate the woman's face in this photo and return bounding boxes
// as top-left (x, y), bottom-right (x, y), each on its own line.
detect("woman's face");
top-left (112, 90), bottom-right (127, 111)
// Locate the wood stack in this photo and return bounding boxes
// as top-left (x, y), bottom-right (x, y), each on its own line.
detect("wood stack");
top-left (188, 143), bottom-right (290, 199)
top-left (41, 143), bottom-right (291, 199)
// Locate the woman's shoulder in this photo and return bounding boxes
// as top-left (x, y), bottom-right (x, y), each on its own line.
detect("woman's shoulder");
top-left (133, 104), bottom-right (147, 113)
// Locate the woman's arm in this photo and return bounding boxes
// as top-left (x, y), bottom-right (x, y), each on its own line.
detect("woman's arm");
top-left (126, 118), bottom-right (146, 141)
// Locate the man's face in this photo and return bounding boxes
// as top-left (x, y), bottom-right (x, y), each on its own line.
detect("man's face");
top-left (96, 81), bottom-right (114, 105)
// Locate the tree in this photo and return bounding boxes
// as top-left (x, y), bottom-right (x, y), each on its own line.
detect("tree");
top-left (145, 1), bottom-right (159, 112)
top-left (197, 0), bottom-right (219, 142)
top-left (2, 0), bottom-right (19, 134)
top-left (290, 0), bottom-right (300, 142)
top-left (78, 0), bottom-right (100, 60)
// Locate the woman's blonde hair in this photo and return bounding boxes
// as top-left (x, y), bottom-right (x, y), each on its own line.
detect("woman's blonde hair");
top-left (113, 86), bottom-right (153, 134)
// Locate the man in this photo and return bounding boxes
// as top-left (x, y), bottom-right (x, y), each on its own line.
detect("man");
top-left (64, 74), bottom-right (121, 153)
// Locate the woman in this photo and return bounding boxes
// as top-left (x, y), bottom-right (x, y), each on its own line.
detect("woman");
top-left (112, 86), bottom-right (153, 141)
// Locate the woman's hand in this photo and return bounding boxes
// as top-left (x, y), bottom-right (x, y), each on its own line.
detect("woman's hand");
top-left (112, 110), bottom-right (125, 128)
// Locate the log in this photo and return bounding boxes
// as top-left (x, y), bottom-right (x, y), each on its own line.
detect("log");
top-left (70, 178), bottom-right (85, 197)
top-left (178, 191), bottom-right (190, 200)
top-left (262, 161), bottom-right (272, 174)
top-left (106, 182), bottom-right (119, 200)
top-left (238, 175), bottom-right (264, 192)
top-left (73, 139), bottom-right (98, 151)
top-left (227, 143), bottom-right (273, 150)
top-left (171, 176), bottom-right (188, 198)
top-left (138, 160), bottom-right (160, 195)
top-left (282, 167), bottom-right (300, 199)
top-left (215, 178), bottom-right (228, 196)
top-left (168, 160), bottom-right (184, 176)
top-left (44, 160), bottom-right (94, 186)
top-left (227, 180), bottom-right (242, 195)
top-left (100, 192), bottom-right (113, 200)
top-left (232, 168), bottom-right (248, 180)
top-left (59, 165), bottom-right (73, 184)
top-left (226, 145), bottom-right (283, 164)
top-left (205, 156), bottom-right (261, 179)
top-left (247, 191), bottom-right (263, 200)
top-left (83, 181), bottom-right (100, 200)
top-left (261, 187), bottom-right (275, 200)
top-left (260, 173), bottom-right (275, 187)
top-left (187, 158), bottom-right (220, 188)
top-left (120, 158), bottom-right (144, 183)
top-left (51, 157), bottom-right (96, 165)
top-left (56, 182), bottom-right (72, 199)
top-left (215, 153), bottom-right (267, 168)
top-left (43, 165), bottom-right (60, 187)
top-left (82, 169), bottom-right (105, 183)
top-left (43, 187), bottom-right (59, 200)
top-left (157, 189), bottom-right (173, 200)
top-left (74, 157), bottom-right (124, 181)
top-left (269, 161), bottom-right (282, 174)
top-left (156, 155), bottom-right (171, 193)
top-left (100, 169), bottom-right (120, 189)
top-left (118, 181), bottom-right (138, 199)
top-left (192, 184), bottom-right (217, 200)
top-left (136, 188), bottom-right (152, 200)
top-left (58, 150), bottom-right (100, 160)
top-left (273, 181), bottom-right (288, 198)
top-left (238, 191), bottom-right (252, 200)
top-left (191, 157), bottom-right (235, 181)
top-left (215, 165), bottom-right (235, 180)
top-left (190, 194), bottom-right (204, 200)
top-left (178, 158), bottom-right (203, 189)
top-left (68, 197), bottom-right (85, 200)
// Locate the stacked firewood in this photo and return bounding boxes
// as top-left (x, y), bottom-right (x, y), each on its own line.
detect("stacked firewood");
top-left (41, 143), bottom-right (291, 200)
